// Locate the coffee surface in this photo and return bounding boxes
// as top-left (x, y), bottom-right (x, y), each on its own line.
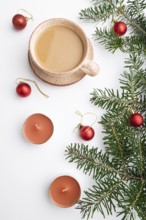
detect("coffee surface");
top-left (35, 26), bottom-right (84, 72)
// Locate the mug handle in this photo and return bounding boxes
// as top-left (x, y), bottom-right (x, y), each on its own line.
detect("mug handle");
top-left (80, 60), bottom-right (100, 76)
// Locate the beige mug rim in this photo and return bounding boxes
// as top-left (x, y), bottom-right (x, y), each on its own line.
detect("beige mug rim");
top-left (28, 17), bottom-right (89, 76)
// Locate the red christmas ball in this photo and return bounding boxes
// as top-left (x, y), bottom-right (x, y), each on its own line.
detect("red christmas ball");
top-left (12, 14), bottom-right (27, 30)
top-left (16, 82), bottom-right (31, 97)
top-left (113, 21), bottom-right (127, 37)
top-left (79, 125), bottom-right (95, 141)
top-left (129, 113), bottom-right (144, 127)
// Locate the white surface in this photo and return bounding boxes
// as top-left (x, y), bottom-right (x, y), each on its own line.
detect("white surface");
top-left (1, 0), bottom-right (126, 220)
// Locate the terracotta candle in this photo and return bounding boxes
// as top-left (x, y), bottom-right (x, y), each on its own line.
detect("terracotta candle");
top-left (23, 113), bottom-right (54, 144)
top-left (49, 175), bottom-right (81, 208)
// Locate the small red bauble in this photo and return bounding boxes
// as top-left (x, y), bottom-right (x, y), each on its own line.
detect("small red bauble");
top-left (12, 14), bottom-right (27, 30)
top-left (113, 21), bottom-right (127, 37)
top-left (16, 82), bottom-right (31, 97)
top-left (129, 113), bottom-right (144, 127)
top-left (79, 125), bottom-right (95, 141)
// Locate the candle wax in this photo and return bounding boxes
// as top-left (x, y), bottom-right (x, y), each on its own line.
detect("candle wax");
top-left (23, 113), bottom-right (54, 144)
top-left (49, 175), bottom-right (81, 208)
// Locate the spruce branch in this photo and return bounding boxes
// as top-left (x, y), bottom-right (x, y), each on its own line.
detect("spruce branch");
top-left (65, 143), bottom-right (146, 182)
top-left (117, 181), bottom-right (146, 220)
top-left (94, 29), bottom-right (146, 54)
top-left (90, 53), bottom-right (146, 112)
top-left (120, 53), bottom-right (146, 98)
top-left (105, 123), bottom-right (125, 160)
top-left (90, 88), bottom-right (132, 111)
top-left (77, 178), bottom-right (125, 219)
top-left (65, 1), bottom-right (146, 219)
top-left (79, 0), bottom-right (146, 53)
top-left (125, 129), bottom-right (146, 178)
top-left (65, 143), bottom-right (120, 179)
top-left (123, 36), bottom-right (146, 54)
top-left (127, 0), bottom-right (146, 15)
top-left (79, 4), bottom-right (115, 22)
top-left (119, 8), bottom-right (146, 36)
top-left (65, 144), bottom-right (146, 219)
top-left (94, 28), bottom-right (124, 53)
top-left (135, 135), bottom-right (144, 176)
top-left (65, 53), bottom-right (146, 219)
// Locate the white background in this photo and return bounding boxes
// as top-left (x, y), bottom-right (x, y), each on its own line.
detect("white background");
top-left (1, 0), bottom-right (126, 220)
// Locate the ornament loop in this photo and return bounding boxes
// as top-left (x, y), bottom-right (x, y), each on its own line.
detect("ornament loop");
top-left (16, 78), bottom-right (49, 98)
top-left (75, 110), bottom-right (84, 124)
top-left (73, 110), bottom-right (97, 133)
top-left (17, 9), bottom-right (33, 20)
top-left (75, 110), bottom-right (97, 126)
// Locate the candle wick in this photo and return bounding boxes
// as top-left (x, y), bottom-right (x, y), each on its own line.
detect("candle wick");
top-left (35, 123), bottom-right (40, 129)
top-left (62, 188), bottom-right (68, 192)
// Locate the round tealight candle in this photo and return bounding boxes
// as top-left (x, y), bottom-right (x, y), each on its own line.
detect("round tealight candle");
top-left (23, 113), bottom-right (54, 144)
top-left (49, 175), bottom-right (81, 208)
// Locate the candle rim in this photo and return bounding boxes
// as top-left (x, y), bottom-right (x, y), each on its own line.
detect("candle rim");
top-left (23, 112), bottom-right (54, 144)
top-left (49, 175), bottom-right (81, 208)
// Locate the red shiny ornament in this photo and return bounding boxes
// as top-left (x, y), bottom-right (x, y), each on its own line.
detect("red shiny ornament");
top-left (79, 125), bottom-right (95, 141)
top-left (113, 21), bottom-right (127, 37)
top-left (16, 82), bottom-right (31, 97)
top-left (129, 113), bottom-right (144, 127)
top-left (12, 14), bottom-right (27, 30)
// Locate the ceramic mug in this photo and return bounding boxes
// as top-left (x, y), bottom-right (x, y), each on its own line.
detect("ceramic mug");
top-left (28, 18), bottom-right (100, 86)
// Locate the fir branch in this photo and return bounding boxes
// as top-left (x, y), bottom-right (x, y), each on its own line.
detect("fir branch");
top-left (103, 123), bottom-right (125, 160)
top-left (100, 112), bottom-right (134, 163)
top-left (65, 1), bottom-right (146, 219)
top-left (65, 143), bottom-right (146, 182)
top-left (79, 0), bottom-right (146, 53)
top-left (126, 0), bottom-right (146, 36)
top-left (91, 0), bottom-right (124, 8)
top-left (136, 135), bottom-right (144, 176)
top-left (94, 28), bottom-right (124, 53)
top-left (125, 130), bottom-right (146, 178)
top-left (77, 178), bottom-right (125, 219)
top-left (124, 53), bottom-right (145, 75)
top-left (134, 95), bottom-right (146, 112)
top-left (93, 27), bottom-right (146, 53)
top-left (65, 143), bottom-right (119, 179)
top-left (120, 69), bottom-right (142, 99)
top-left (117, 181), bottom-right (146, 220)
top-left (99, 110), bottom-right (129, 128)
top-left (121, 36), bottom-right (146, 54)
top-left (90, 88), bottom-right (131, 111)
top-left (119, 8), bottom-right (146, 36)
top-left (120, 53), bottom-right (146, 96)
top-left (90, 54), bottom-right (146, 112)
top-left (79, 4), bottom-right (114, 22)
top-left (127, 0), bottom-right (146, 15)
top-left (65, 143), bottom-right (146, 219)
top-left (94, 29), bottom-right (146, 54)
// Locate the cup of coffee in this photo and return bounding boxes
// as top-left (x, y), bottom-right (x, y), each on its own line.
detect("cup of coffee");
top-left (28, 18), bottom-right (99, 86)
